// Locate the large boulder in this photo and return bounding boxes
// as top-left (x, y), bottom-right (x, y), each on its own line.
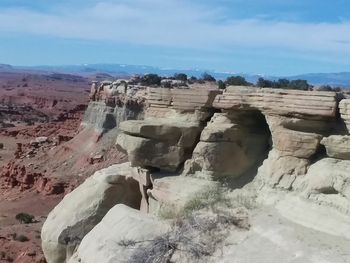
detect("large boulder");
top-left (68, 204), bottom-right (169, 263)
top-left (265, 115), bottom-right (323, 159)
top-left (41, 163), bottom-right (141, 263)
top-left (271, 127), bottom-right (322, 158)
top-left (321, 135), bottom-right (350, 160)
top-left (116, 133), bottom-right (186, 172)
top-left (116, 120), bottom-right (202, 172)
top-left (119, 120), bottom-right (201, 147)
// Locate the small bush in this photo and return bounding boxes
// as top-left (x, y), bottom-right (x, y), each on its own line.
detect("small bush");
top-left (158, 185), bottom-right (231, 220)
top-left (123, 185), bottom-right (251, 263)
top-left (124, 209), bottom-right (248, 263)
top-left (217, 80), bottom-right (226, 90)
top-left (225, 75), bottom-right (251, 86)
top-left (140, 74), bottom-right (161, 86)
top-left (201, 72), bottom-right (216, 82)
top-left (15, 213), bottom-right (35, 224)
top-left (174, 73), bottom-right (187, 81)
top-left (256, 77), bottom-right (311, 90)
top-left (182, 185), bottom-right (231, 216)
top-left (14, 234), bottom-right (29, 242)
top-left (188, 76), bottom-right (198, 84)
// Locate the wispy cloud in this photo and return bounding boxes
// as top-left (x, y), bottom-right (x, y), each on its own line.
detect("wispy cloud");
top-left (1, 0), bottom-right (350, 54)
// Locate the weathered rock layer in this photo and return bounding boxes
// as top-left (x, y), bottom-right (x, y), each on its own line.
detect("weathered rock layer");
top-left (42, 85), bottom-right (350, 263)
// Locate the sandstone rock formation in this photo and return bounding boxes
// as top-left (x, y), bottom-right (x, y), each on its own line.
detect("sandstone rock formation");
top-left (184, 111), bottom-right (270, 178)
top-left (43, 85), bottom-right (350, 263)
top-left (114, 85), bottom-right (347, 211)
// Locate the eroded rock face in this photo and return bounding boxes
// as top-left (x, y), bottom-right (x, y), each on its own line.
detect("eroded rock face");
top-left (117, 120), bottom-right (202, 171)
top-left (266, 116), bottom-right (323, 159)
top-left (116, 88), bottom-right (221, 172)
top-left (43, 86), bottom-right (350, 263)
top-left (41, 163), bottom-right (141, 263)
top-left (213, 86), bottom-right (337, 118)
top-left (339, 99), bottom-right (350, 133)
top-left (117, 86), bottom-right (339, 184)
top-left (256, 149), bottom-right (309, 190)
top-left (184, 112), bottom-right (270, 178)
top-left (294, 158), bottom-right (350, 215)
top-left (82, 100), bottom-right (144, 132)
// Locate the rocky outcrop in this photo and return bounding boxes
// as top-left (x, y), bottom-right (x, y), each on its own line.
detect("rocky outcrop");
top-left (43, 85), bottom-right (350, 263)
top-left (213, 86), bottom-right (337, 118)
top-left (117, 120), bottom-right (202, 171)
top-left (116, 86), bottom-right (342, 204)
top-left (210, 87), bottom-right (338, 189)
top-left (117, 88), bottom-right (222, 172)
top-left (81, 100), bottom-right (144, 133)
top-left (184, 111), bottom-right (270, 178)
top-left (41, 163), bottom-right (141, 263)
top-left (82, 81), bottom-right (145, 133)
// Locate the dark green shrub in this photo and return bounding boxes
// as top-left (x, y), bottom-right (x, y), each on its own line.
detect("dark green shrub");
top-left (257, 77), bottom-right (311, 90)
top-left (257, 77), bottom-right (274, 88)
top-left (217, 80), bottom-right (226, 90)
top-left (174, 73), bottom-right (187, 81)
top-left (15, 234), bottom-right (29, 242)
top-left (201, 72), bottom-right (216, 82)
top-left (225, 76), bottom-right (251, 86)
top-left (140, 74), bottom-right (161, 86)
top-left (15, 213), bottom-right (35, 224)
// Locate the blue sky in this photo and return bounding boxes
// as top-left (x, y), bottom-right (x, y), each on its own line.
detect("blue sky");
top-left (0, 0), bottom-right (350, 75)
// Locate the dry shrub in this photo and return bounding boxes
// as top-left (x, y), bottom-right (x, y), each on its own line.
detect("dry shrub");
top-left (120, 186), bottom-right (251, 263)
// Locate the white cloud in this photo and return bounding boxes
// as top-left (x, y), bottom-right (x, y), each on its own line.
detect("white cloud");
top-left (1, 0), bottom-right (350, 54)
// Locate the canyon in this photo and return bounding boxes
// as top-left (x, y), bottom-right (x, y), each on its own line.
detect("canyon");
top-left (0, 73), bottom-right (139, 262)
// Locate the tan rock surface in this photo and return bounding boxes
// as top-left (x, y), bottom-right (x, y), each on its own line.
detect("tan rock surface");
top-left (116, 133), bottom-right (187, 171)
top-left (213, 87), bottom-right (337, 118)
top-left (256, 149), bottom-right (309, 190)
top-left (321, 135), bottom-right (350, 160)
top-left (41, 163), bottom-right (141, 263)
top-left (293, 158), bottom-right (350, 214)
top-left (148, 173), bottom-right (218, 215)
top-left (68, 204), bottom-right (169, 263)
top-left (184, 112), bottom-right (270, 177)
top-left (148, 87), bottom-right (221, 111)
top-left (119, 120), bottom-right (201, 147)
top-left (339, 99), bottom-right (350, 132)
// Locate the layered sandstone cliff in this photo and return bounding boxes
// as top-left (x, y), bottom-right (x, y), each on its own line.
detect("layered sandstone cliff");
top-left (42, 85), bottom-right (350, 263)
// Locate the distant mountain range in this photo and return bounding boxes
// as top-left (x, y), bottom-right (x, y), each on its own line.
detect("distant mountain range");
top-left (1, 63), bottom-right (350, 87)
